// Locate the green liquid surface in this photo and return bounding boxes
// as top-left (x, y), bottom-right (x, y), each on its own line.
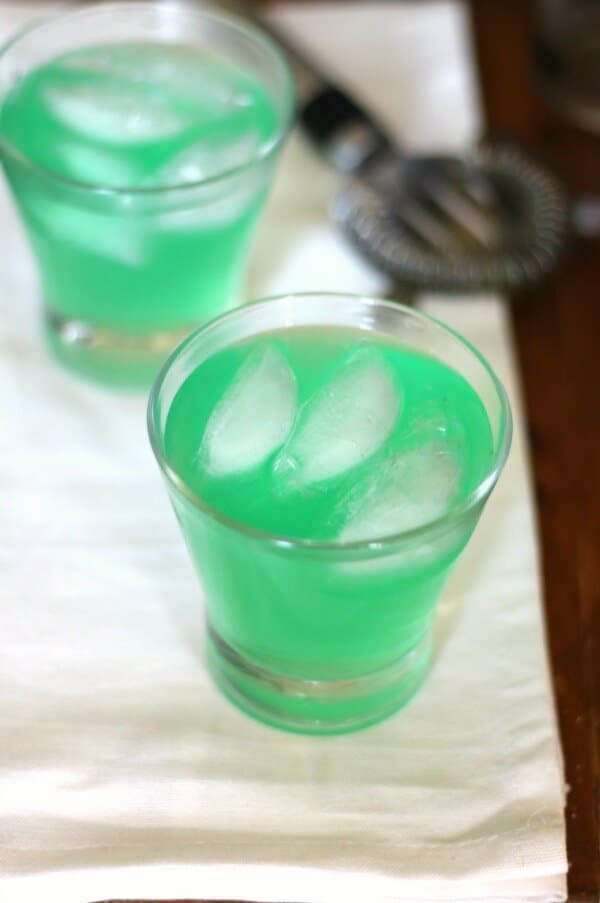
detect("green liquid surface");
top-left (166, 327), bottom-right (494, 540)
top-left (0, 42), bottom-right (280, 336)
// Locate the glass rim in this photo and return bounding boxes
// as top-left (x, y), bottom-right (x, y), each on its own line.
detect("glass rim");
top-left (147, 292), bottom-right (513, 553)
top-left (0, 1), bottom-right (296, 196)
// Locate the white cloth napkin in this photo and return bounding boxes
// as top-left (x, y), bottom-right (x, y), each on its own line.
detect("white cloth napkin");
top-left (0, 3), bottom-right (567, 901)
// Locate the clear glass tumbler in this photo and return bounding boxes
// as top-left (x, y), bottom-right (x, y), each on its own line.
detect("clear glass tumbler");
top-left (0, 3), bottom-right (294, 386)
top-left (148, 293), bottom-right (512, 734)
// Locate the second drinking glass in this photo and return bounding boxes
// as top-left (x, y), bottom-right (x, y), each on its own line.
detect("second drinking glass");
top-left (0, 2), bottom-right (294, 385)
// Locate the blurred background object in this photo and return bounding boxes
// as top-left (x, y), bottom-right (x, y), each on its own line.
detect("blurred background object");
top-left (533, 0), bottom-right (600, 237)
top-left (226, 0), bottom-right (571, 292)
top-left (534, 0), bottom-right (600, 133)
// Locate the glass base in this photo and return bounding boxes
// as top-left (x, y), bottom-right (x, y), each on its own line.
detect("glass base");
top-left (44, 308), bottom-right (194, 390)
top-left (206, 624), bottom-right (431, 735)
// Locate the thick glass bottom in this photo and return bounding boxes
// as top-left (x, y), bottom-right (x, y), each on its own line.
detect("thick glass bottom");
top-left (44, 307), bottom-right (195, 390)
top-left (206, 624), bottom-right (432, 735)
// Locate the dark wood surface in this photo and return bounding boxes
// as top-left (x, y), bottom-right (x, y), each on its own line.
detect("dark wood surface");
top-left (470, 3), bottom-right (600, 902)
top-left (12, 0), bottom-right (598, 901)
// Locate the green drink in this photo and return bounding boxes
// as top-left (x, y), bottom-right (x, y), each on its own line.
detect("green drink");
top-left (149, 294), bottom-right (512, 735)
top-left (0, 4), bottom-right (293, 385)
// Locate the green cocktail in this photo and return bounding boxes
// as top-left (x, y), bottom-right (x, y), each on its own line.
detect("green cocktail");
top-left (149, 293), bottom-right (512, 734)
top-left (0, 4), bottom-right (293, 385)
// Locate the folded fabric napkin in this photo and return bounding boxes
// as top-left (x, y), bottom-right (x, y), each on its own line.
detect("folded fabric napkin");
top-left (0, 3), bottom-right (567, 901)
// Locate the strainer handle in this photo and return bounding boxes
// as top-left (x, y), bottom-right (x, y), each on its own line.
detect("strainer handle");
top-left (231, 0), bottom-right (396, 173)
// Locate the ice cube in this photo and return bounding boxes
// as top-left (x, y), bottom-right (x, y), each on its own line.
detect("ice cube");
top-left (200, 345), bottom-right (297, 477)
top-left (152, 186), bottom-right (259, 232)
top-left (149, 130), bottom-right (260, 187)
top-left (339, 442), bottom-right (461, 543)
top-left (274, 346), bottom-right (401, 488)
top-left (45, 82), bottom-right (185, 144)
top-left (59, 142), bottom-right (139, 188)
top-left (62, 45), bottom-right (252, 113)
top-left (148, 132), bottom-right (263, 229)
top-left (26, 195), bottom-right (145, 266)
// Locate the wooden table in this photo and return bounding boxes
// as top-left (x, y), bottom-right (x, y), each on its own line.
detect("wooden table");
top-left (15, 0), bottom-right (598, 900)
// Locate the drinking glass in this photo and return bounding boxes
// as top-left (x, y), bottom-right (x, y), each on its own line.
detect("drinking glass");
top-left (0, 3), bottom-right (294, 386)
top-left (148, 293), bottom-right (512, 735)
